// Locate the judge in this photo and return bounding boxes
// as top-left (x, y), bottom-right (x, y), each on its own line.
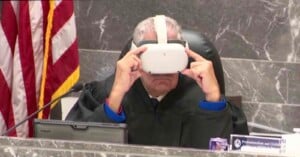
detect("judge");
top-left (66, 15), bottom-right (248, 149)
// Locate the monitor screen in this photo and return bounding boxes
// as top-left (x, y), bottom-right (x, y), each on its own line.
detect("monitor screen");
top-left (34, 119), bottom-right (127, 144)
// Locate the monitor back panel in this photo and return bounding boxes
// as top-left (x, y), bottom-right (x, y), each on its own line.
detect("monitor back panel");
top-left (34, 119), bottom-right (127, 144)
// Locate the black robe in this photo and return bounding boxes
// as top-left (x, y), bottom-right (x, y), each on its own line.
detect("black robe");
top-left (66, 74), bottom-right (248, 149)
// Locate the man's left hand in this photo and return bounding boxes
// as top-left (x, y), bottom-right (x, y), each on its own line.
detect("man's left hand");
top-left (181, 48), bottom-right (221, 102)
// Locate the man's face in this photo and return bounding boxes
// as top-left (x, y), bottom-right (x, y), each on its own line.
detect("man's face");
top-left (140, 72), bottom-right (178, 97)
top-left (140, 30), bottom-right (179, 97)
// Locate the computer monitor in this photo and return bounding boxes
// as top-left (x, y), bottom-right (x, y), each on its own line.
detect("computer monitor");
top-left (34, 119), bottom-right (127, 143)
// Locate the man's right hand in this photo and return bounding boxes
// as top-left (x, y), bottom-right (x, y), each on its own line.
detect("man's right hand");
top-left (107, 46), bottom-right (147, 112)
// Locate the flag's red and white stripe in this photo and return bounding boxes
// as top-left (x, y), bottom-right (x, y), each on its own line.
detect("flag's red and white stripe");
top-left (0, 0), bottom-right (79, 137)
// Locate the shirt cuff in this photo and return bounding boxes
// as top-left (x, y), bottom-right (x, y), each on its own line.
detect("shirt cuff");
top-left (104, 103), bottom-right (126, 122)
top-left (199, 97), bottom-right (226, 111)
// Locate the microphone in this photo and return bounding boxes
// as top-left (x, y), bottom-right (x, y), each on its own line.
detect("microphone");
top-left (2, 83), bottom-right (84, 136)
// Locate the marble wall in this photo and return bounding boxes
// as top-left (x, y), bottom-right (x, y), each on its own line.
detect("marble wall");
top-left (0, 0), bottom-right (299, 134)
top-left (74, 0), bottom-right (300, 134)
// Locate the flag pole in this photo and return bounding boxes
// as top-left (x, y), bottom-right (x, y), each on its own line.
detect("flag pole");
top-left (38, 0), bottom-right (55, 119)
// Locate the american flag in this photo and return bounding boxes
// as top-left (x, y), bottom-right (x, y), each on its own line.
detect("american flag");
top-left (0, 0), bottom-right (80, 137)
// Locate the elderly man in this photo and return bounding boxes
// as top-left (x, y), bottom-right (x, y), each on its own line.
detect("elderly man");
top-left (66, 15), bottom-right (247, 149)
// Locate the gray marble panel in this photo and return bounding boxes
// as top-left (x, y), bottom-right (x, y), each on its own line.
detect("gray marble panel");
top-left (74, 0), bottom-right (300, 63)
top-left (79, 51), bottom-right (299, 104)
top-left (243, 102), bottom-right (300, 133)
top-left (78, 49), bottom-right (119, 83)
top-left (289, 0), bottom-right (300, 63)
top-left (287, 63), bottom-right (300, 104)
top-left (0, 1), bottom-right (299, 62)
top-left (222, 59), bottom-right (288, 104)
top-left (214, 0), bottom-right (297, 62)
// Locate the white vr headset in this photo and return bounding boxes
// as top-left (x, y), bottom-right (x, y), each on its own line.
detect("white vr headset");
top-left (130, 15), bottom-right (188, 74)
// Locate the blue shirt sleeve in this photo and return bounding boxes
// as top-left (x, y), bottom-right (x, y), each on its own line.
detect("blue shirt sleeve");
top-left (103, 103), bottom-right (126, 122)
top-left (199, 97), bottom-right (226, 111)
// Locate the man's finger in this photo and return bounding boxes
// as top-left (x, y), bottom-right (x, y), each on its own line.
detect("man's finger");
top-left (132, 46), bottom-right (147, 55)
top-left (185, 48), bottom-right (206, 61)
top-left (181, 69), bottom-right (194, 78)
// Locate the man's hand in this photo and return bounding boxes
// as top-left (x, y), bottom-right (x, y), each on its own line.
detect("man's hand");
top-left (108, 46), bottom-right (147, 112)
top-left (181, 48), bottom-right (221, 102)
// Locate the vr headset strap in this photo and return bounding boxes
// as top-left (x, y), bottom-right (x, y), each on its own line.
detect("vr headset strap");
top-left (154, 15), bottom-right (167, 44)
